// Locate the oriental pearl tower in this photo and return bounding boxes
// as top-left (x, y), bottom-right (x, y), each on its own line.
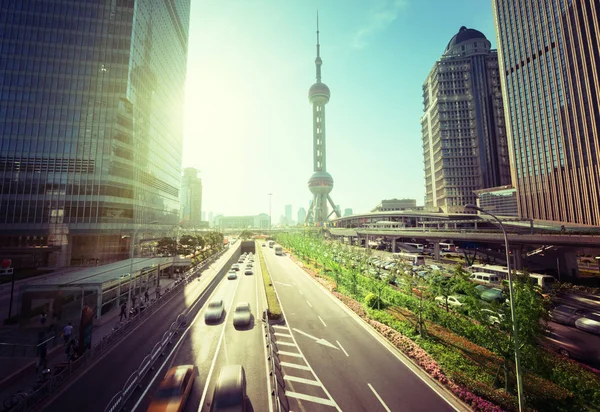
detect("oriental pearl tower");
top-left (305, 16), bottom-right (340, 225)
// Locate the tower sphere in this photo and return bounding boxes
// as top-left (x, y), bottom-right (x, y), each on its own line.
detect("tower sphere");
top-left (308, 170), bottom-right (334, 195)
top-left (309, 82), bottom-right (330, 103)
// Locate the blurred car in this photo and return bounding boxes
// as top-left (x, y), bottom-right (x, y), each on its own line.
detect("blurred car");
top-left (384, 262), bottom-right (396, 271)
top-left (245, 264), bottom-right (252, 268)
top-left (148, 365), bottom-right (195, 412)
top-left (262, 243), bottom-right (266, 247)
top-left (549, 305), bottom-right (586, 326)
top-left (205, 299), bottom-right (224, 322)
top-left (575, 312), bottom-right (600, 335)
top-left (474, 285), bottom-right (506, 304)
top-left (231, 264), bottom-right (240, 271)
top-left (244, 269), bottom-right (253, 275)
top-left (435, 295), bottom-right (465, 308)
top-left (210, 365), bottom-right (247, 412)
top-left (227, 271), bottom-right (237, 280)
top-left (480, 309), bottom-right (505, 326)
top-left (233, 302), bottom-right (252, 327)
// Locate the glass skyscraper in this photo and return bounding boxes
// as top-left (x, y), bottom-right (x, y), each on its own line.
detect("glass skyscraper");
top-left (0, 0), bottom-right (190, 267)
top-left (421, 27), bottom-right (511, 213)
top-left (492, 0), bottom-right (600, 225)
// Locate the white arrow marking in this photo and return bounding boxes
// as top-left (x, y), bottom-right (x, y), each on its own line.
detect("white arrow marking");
top-left (292, 328), bottom-right (339, 349)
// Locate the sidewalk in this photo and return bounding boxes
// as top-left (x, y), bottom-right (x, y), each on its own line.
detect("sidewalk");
top-left (0, 278), bottom-right (176, 397)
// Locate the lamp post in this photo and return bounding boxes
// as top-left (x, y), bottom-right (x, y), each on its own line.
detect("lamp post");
top-left (465, 204), bottom-right (524, 411)
top-left (128, 220), bottom-right (158, 311)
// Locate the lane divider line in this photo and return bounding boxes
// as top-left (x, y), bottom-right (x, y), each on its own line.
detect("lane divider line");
top-left (336, 340), bottom-right (349, 357)
top-left (306, 300), bottom-right (312, 308)
top-left (318, 316), bottom-right (327, 327)
top-left (368, 383), bottom-right (391, 412)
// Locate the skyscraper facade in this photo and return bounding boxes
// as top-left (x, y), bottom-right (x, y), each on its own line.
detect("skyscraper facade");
top-left (421, 27), bottom-right (511, 213)
top-left (343, 208), bottom-right (353, 217)
top-left (297, 207), bottom-right (307, 225)
top-left (180, 168), bottom-right (202, 228)
top-left (0, 0), bottom-right (191, 267)
top-left (492, 0), bottom-right (600, 225)
top-left (284, 204), bottom-right (292, 226)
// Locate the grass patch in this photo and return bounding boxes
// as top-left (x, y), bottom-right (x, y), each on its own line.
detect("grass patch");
top-left (256, 242), bottom-right (282, 321)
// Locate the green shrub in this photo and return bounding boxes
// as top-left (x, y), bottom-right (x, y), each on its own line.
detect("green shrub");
top-left (364, 293), bottom-right (380, 309)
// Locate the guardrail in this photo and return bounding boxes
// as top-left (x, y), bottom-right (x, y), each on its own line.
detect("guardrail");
top-left (3, 248), bottom-right (228, 412)
top-left (0, 335), bottom-right (56, 358)
top-left (264, 314), bottom-right (282, 412)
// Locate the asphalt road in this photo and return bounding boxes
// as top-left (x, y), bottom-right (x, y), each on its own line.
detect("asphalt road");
top-left (262, 245), bottom-right (464, 412)
top-left (128, 250), bottom-right (270, 412)
top-left (39, 245), bottom-right (241, 412)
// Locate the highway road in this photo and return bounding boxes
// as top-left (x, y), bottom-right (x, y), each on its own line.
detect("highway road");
top-left (37, 245), bottom-right (250, 412)
top-left (262, 245), bottom-right (466, 412)
top-left (129, 249), bottom-right (270, 412)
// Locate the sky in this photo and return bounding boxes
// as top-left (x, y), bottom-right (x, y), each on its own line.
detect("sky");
top-left (182, 0), bottom-right (497, 221)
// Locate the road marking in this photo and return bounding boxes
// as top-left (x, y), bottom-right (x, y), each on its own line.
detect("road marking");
top-left (278, 350), bottom-right (303, 358)
top-left (273, 324), bottom-right (288, 330)
top-left (299, 290), bottom-right (303, 295)
top-left (306, 300), bottom-right (312, 308)
top-left (368, 383), bottom-right (391, 412)
top-left (257, 246), bottom-right (274, 412)
top-left (318, 316), bottom-right (327, 327)
top-left (286, 391), bottom-right (337, 406)
top-left (283, 375), bottom-right (321, 386)
top-left (336, 340), bottom-right (349, 357)
top-left (275, 341), bottom-right (296, 347)
top-left (275, 332), bottom-right (292, 338)
top-left (292, 328), bottom-right (338, 350)
top-left (280, 361), bottom-right (311, 371)
top-left (274, 281), bottom-right (293, 287)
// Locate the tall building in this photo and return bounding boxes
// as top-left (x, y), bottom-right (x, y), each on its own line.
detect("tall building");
top-left (343, 208), bottom-right (353, 217)
top-left (214, 214), bottom-right (269, 230)
top-left (492, 1), bottom-right (600, 225)
top-left (305, 17), bottom-right (340, 225)
top-left (297, 207), bottom-right (307, 225)
top-left (474, 185), bottom-right (518, 218)
top-left (0, 1), bottom-right (191, 267)
top-left (208, 212), bottom-right (214, 224)
top-left (421, 27), bottom-right (511, 214)
top-left (371, 199), bottom-right (417, 212)
top-left (180, 168), bottom-right (202, 227)
top-left (284, 204), bottom-right (292, 226)
top-left (201, 211), bottom-right (206, 221)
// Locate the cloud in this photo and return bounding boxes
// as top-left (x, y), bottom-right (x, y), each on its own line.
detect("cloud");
top-left (352, 0), bottom-right (408, 49)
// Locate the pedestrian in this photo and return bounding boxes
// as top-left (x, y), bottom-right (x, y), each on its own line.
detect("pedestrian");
top-left (119, 302), bottom-right (127, 321)
top-left (65, 339), bottom-right (76, 362)
top-left (156, 285), bottom-right (161, 299)
top-left (144, 290), bottom-right (149, 302)
top-left (63, 322), bottom-right (73, 344)
top-left (40, 311), bottom-right (47, 326)
top-left (37, 332), bottom-right (47, 372)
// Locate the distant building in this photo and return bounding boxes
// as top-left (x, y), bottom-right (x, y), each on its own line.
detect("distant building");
top-left (372, 199), bottom-right (418, 212)
top-left (180, 168), bottom-right (202, 227)
top-left (298, 207), bottom-right (307, 225)
top-left (201, 212), bottom-right (206, 221)
top-left (285, 205), bottom-right (292, 226)
top-left (474, 185), bottom-right (518, 218)
top-left (343, 208), bottom-right (353, 217)
top-left (421, 26), bottom-right (511, 214)
top-left (214, 214), bottom-right (270, 229)
top-left (208, 212), bottom-right (214, 224)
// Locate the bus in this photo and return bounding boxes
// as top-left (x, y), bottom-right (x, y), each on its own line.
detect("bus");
top-left (469, 264), bottom-right (555, 291)
top-left (274, 245), bottom-right (283, 256)
top-left (439, 242), bottom-right (456, 252)
top-left (392, 252), bottom-right (426, 267)
top-left (405, 243), bottom-right (424, 251)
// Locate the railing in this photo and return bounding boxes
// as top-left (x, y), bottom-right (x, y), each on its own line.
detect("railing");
top-left (3, 248), bottom-right (228, 412)
top-left (0, 336), bottom-right (56, 358)
top-left (264, 314), bottom-right (282, 412)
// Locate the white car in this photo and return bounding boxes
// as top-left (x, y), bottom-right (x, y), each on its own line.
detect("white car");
top-left (575, 312), bottom-right (600, 335)
top-left (435, 295), bottom-right (465, 308)
top-left (481, 309), bottom-right (505, 326)
top-left (227, 271), bottom-right (237, 280)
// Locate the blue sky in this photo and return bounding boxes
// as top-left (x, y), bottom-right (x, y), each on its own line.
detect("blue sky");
top-left (182, 0), bottom-right (497, 221)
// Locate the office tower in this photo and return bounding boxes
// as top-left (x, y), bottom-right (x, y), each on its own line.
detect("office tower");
top-left (284, 204), bottom-right (292, 226)
top-left (305, 16), bottom-right (340, 225)
top-left (492, 0), bottom-right (600, 225)
top-left (298, 207), bottom-right (307, 225)
top-left (372, 199), bottom-right (417, 212)
top-left (180, 168), bottom-right (202, 227)
top-left (208, 212), bottom-right (214, 224)
top-left (343, 208), bottom-right (353, 217)
top-left (0, 1), bottom-right (191, 267)
top-left (421, 26), bottom-right (511, 214)
top-left (201, 212), bottom-right (206, 221)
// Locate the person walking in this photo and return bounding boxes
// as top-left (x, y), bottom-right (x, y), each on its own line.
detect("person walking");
top-left (156, 285), bottom-right (161, 300)
top-left (63, 322), bottom-right (73, 344)
top-left (144, 290), bottom-right (149, 303)
top-left (40, 311), bottom-right (47, 326)
top-left (119, 302), bottom-right (127, 321)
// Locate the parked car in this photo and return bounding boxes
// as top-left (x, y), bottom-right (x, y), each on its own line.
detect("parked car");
top-left (233, 302), bottom-right (252, 327)
top-left (575, 312), bottom-right (600, 335)
top-left (480, 309), bottom-right (505, 326)
top-left (205, 299), bottom-right (224, 323)
top-left (148, 365), bottom-right (196, 412)
top-left (549, 305), bottom-right (587, 326)
top-left (474, 285), bottom-right (506, 304)
top-left (435, 295), bottom-right (466, 308)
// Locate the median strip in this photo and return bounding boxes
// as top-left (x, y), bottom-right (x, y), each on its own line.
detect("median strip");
top-left (256, 241), bottom-right (282, 320)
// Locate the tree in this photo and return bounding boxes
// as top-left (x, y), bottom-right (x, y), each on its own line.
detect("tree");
top-left (368, 271), bottom-right (387, 310)
top-left (179, 235), bottom-right (198, 255)
top-left (156, 237), bottom-right (177, 256)
top-left (239, 230), bottom-right (254, 241)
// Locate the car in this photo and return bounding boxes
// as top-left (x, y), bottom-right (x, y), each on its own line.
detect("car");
top-left (244, 269), bottom-right (253, 275)
top-left (245, 264), bottom-right (252, 268)
top-left (435, 295), bottom-right (465, 308)
top-left (233, 302), bottom-right (252, 327)
top-left (384, 262), bottom-right (396, 271)
top-left (210, 365), bottom-right (247, 411)
top-left (429, 265), bottom-right (441, 271)
top-left (227, 271), bottom-right (237, 280)
top-left (474, 285), bottom-right (506, 304)
top-left (148, 365), bottom-right (196, 412)
top-left (205, 299), bottom-right (224, 322)
top-left (549, 305), bottom-right (587, 326)
top-left (575, 312), bottom-right (600, 335)
top-left (262, 243), bottom-right (266, 247)
top-left (231, 264), bottom-right (240, 271)
top-left (481, 309), bottom-right (505, 326)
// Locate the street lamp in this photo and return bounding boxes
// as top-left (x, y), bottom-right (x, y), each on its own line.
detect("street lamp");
top-left (128, 220), bottom-right (158, 311)
top-left (465, 204), bottom-right (524, 411)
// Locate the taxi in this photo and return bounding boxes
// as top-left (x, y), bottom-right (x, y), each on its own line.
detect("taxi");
top-left (147, 365), bottom-right (196, 412)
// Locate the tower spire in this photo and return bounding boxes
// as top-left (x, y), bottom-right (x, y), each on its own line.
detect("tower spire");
top-left (315, 11), bottom-right (322, 83)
